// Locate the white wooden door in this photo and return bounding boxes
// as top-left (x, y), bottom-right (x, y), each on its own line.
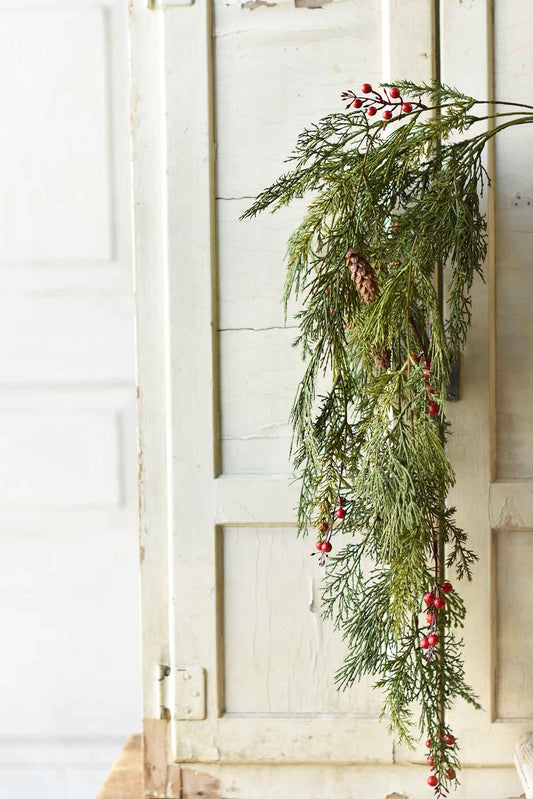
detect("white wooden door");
top-left (131, 0), bottom-right (532, 797)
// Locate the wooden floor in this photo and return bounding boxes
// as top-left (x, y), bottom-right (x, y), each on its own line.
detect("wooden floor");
top-left (96, 735), bottom-right (142, 799)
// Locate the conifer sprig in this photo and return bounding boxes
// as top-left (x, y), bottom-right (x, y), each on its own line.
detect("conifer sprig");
top-left (243, 80), bottom-right (533, 794)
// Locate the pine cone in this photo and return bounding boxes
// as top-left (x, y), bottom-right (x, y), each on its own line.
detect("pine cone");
top-left (370, 343), bottom-right (390, 370)
top-left (346, 249), bottom-right (379, 303)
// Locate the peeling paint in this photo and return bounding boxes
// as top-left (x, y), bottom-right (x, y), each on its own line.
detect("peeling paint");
top-left (497, 495), bottom-right (525, 529)
top-left (294, 0), bottom-right (331, 7)
top-left (241, 0), bottom-right (276, 9)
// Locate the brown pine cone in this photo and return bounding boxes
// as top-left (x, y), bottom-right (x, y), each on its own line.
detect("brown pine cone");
top-left (346, 249), bottom-right (379, 303)
top-left (370, 344), bottom-right (390, 370)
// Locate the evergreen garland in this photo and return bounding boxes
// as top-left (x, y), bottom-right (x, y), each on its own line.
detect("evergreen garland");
top-left (242, 81), bottom-right (533, 794)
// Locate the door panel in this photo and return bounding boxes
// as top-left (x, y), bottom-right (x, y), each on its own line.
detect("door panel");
top-left (222, 525), bottom-right (380, 715)
top-left (132, 0), bottom-right (529, 795)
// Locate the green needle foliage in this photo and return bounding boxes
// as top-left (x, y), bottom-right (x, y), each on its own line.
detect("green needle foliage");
top-left (242, 80), bottom-right (533, 793)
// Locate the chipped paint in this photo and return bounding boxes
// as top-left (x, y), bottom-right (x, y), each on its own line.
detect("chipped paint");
top-left (241, 0), bottom-right (276, 8)
top-left (497, 495), bottom-right (526, 529)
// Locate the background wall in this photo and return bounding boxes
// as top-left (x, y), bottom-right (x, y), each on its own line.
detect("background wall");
top-left (0, 0), bottom-right (140, 796)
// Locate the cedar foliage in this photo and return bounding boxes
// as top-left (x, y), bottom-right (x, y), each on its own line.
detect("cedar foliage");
top-left (242, 81), bottom-right (533, 793)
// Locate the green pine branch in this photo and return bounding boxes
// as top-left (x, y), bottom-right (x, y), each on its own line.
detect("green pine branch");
top-left (243, 80), bottom-right (533, 793)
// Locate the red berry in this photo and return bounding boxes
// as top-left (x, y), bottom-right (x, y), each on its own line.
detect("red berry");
top-left (434, 596), bottom-right (446, 609)
top-left (428, 402), bottom-right (440, 417)
top-left (318, 521), bottom-right (329, 533)
top-left (423, 592), bottom-right (434, 606)
top-left (420, 637), bottom-right (429, 650)
top-left (383, 109), bottom-right (392, 120)
top-left (425, 739), bottom-right (432, 749)
top-left (427, 756), bottom-right (434, 767)
top-left (410, 353), bottom-right (421, 365)
top-left (402, 102), bottom-right (413, 113)
top-left (428, 634), bottom-right (439, 647)
top-left (361, 83), bottom-right (372, 94)
top-left (444, 733), bottom-right (455, 746)
top-left (353, 98), bottom-right (363, 109)
top-left (445, 768), bottom-right (456, 780)
top-left (320, 541), bottom-right (332, 553)
top-left (335, 507), bottom-right (346, 520)
top-left (425, 385), bottom-right (435, 394)
top-left (427, 775), bottom-right (438, 787)
top-left (316, 540), bottom-right (323, 550)
top-left (389, 86), bottom-right (400, 99)
top-left (367, 106), bottom-right (377, 117)
top-left (441, 582), bottom-right (453, 594)
top-left (394, 220), bottom-right (400, 228)
top-left (423, 369), bottom-right (431, 379)
top-left (425, 358), bottom-right (432, 369)
top-left (426, 612), bottom-right (435, 625)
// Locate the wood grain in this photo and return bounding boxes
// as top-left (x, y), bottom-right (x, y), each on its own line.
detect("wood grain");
top-left (96, 735), bottom-right (142, 799)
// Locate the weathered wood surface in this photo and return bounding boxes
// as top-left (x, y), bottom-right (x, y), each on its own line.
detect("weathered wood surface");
top-left (96, 735), bottom-right (142, 799)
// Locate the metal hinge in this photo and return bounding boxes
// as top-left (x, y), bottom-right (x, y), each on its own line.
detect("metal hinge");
top-left (446, 357), bottom-right (461, 402)
top-left (157, 664), bottom-right (206, 721)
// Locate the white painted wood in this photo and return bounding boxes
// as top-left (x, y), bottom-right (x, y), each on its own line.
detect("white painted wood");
top-left (132, 0), bottom-right (449, 794)
top-left (516, 733), bottom-right (533, 799)
top-left (0, 1), bottom-right (139, 795)
top-left (223, 526), bottom-right (380, 715)
top-left (496, 531), bottom-right (533, 720)
top-left (438, 0), bottom-right (533, 785)
top-left (152, 762), bottom-right (524, 799)
top-left (215, 476), bottom-right (298, 523)
top-left (131, 0), bottom-right (533, 793)
top-left (0, 5), bottom-right (112, 262)
top-left (129, 0), bottom-right (172, 729)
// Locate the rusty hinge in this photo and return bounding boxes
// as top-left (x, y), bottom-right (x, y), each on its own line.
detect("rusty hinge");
top-left (157, 664), bottom-right (206, 721)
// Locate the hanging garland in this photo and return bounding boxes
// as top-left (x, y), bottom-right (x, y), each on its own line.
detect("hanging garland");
top-left (243, 81), bottom-right (533, 795)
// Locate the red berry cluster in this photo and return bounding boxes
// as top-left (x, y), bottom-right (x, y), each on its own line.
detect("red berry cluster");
top-left (314, 496), bottom-right (346, 564)
top-left (410, 352), bottom-right (440, 418)
top-left (425, 729), bottom-right (457, 791)
top-left (341, 83), bottom-right (426, 121)
top-left (420, 582), bottom-right (457, 789)
top-left (420, 581), bottom-right (453, 659)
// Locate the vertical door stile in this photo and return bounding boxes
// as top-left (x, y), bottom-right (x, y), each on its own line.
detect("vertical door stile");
top-left (161, 0), bottom-right (219, 759)
top-left (129, 0), bottom-right (175, 795)
top-left (439, 0), bottom-right (494, 768)
top-left (441, 1), bottom-right (533, 788)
